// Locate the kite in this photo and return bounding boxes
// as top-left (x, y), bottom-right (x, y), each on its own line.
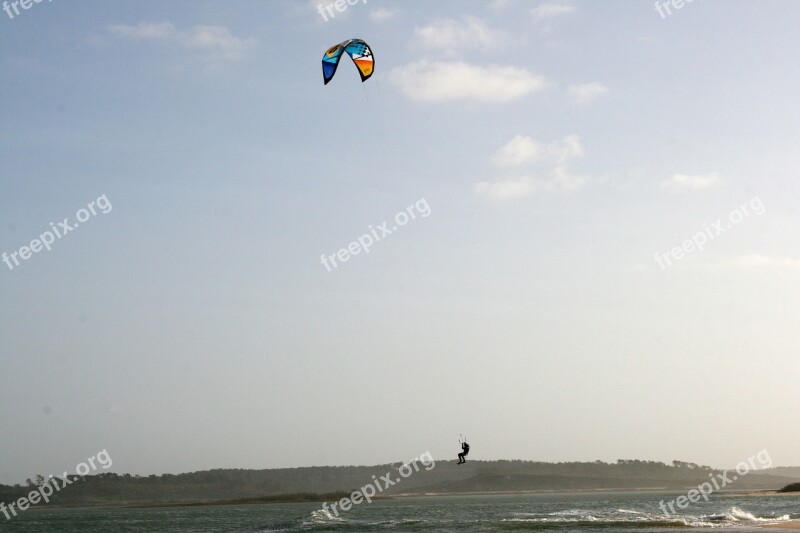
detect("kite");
top-left (322, 39), bottom-right (374, 85)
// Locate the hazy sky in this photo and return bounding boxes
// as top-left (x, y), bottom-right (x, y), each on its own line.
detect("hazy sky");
top-left (1, 0), bottom-right (799, 484)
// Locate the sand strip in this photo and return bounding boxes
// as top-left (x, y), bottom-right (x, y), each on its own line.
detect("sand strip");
top-left (762, 522), bottom-right (800, 530)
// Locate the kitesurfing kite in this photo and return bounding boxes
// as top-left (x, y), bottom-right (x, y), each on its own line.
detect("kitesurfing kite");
top-left (322, 38), bottom-right (374, 85)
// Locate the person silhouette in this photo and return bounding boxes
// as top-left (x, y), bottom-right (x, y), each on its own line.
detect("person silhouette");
top-left (457, 440), bottom-right (470, 464)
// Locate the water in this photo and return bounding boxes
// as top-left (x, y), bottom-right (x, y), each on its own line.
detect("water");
top-left (0, 491), bottom-right (796, 531)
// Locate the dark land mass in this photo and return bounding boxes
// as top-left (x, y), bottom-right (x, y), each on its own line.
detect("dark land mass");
top-left (1, 459), bottom-right (797, 509)
top-left (124, 492), bottom-right (362, 509)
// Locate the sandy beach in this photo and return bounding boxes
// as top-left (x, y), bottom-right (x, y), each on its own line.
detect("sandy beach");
top-left (763, 522), bottom-right (800, 530)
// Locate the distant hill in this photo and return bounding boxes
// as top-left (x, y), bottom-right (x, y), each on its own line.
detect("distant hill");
top-left (416, 473), bottom-right (678, 493)
top-left (764, 467), bottom-right (800, 479)
top-left (415, 471), bottom-right (792, 494)
top-left (1, 459), bottom-right (796, 508)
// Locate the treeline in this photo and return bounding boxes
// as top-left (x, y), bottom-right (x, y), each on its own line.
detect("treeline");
top-left (0, 459), bottom-right (795, 508)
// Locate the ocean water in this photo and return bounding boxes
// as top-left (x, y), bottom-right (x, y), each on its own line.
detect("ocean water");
top-left (0, 491), bottom-right (796, 532)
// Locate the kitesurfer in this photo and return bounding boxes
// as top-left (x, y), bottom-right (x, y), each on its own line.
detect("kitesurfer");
top-left (457, 439), bottom-right (470, 464)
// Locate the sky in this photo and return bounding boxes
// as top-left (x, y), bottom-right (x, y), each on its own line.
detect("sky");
top-left (1, 0), bottom-right (799, 484)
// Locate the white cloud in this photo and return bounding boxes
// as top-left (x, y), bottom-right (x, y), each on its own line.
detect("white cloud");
top-left (412, 16), bottom-right (504, 55)
top-left (550, 162), bottom-right (588, 192)
top-left (492, 135), bottom-right (546, 167)
top-left (568, 82), bottom-right (608, 105)
top-left (106, 22), bottom-right (254, 63)
top-left (370, 8), bottom-right (397, 21)
top-left (660, 173), bottom-right (720, 191)
top-left (474, 169), bottom-right (587, 200)
top-left (734, 255), bottom-right (800, 269)
top-left (476, 135), bottom-right (589, 199)
top-left (474, 177), bottom-right (539, 200)
top-left (492, 134), bottom-right (583, 167)
top-left (488, 0), bottom-right (516, 10)
top-left (531, 3), bottom-right (576, 20)
top-left (107, 22), bottom-right (176, 40)
top-left (390, 61), bottom-right (547, 103)
top-left (181, 26), bottom-right (253, 62)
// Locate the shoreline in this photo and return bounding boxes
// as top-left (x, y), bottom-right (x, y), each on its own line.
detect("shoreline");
top-left (725, 490), bottom-right (800, 497)
top-left (396, 487), bottom-right (799, 498)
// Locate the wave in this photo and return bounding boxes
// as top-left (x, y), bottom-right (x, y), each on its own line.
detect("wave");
top-left (502, 518), bottom-right (691, 529)
top-left (307, 508), bottom-right (346, 524)
top-left (702, 506), bottom-right (791, 523)
top-left (504, 506), bottom-right (791, 529)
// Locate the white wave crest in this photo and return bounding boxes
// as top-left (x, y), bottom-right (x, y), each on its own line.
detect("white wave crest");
top-left (309, 508), bottom-right (345, 523)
